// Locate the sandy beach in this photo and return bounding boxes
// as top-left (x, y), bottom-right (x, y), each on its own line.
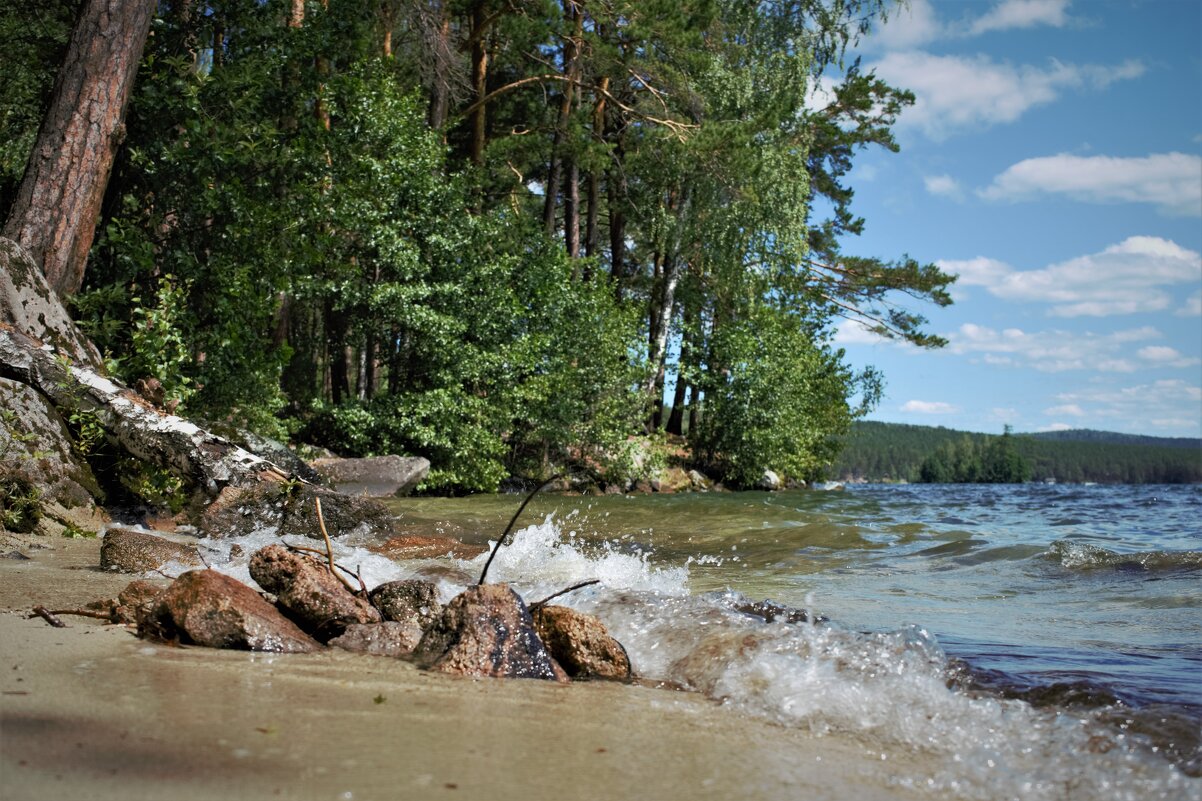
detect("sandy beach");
top-left (0, 537), bottom-right (946, 801)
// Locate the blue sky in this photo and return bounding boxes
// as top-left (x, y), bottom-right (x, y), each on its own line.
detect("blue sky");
top-left (826, 0), bottom-right (1202, 438)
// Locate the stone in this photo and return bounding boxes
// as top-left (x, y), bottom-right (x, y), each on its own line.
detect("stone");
top-left (411, 583), bottom-right (567, 681)
top-left (531, 605), bottom-right (632, 681)
top-left (369, 579), bottom-right (443, 629)
top-left (687, 470), bottom-right (712, 491)
top-left (728, 598), bottom-right (824, 625)
top-left (197, 482), bottom-right (397, 541)
top-left (114, 578), bottom-right (168, 625)
top-left (100, 527), bottom-right (203, 573)
top-left (757, 470), bottom-right (782, 491)
top-left (249, 544), bottom-right (380, 641)
top-left (141, 569), bottom-right (319, 652)
top-left (309, 455), bottom-right (430, 497)
top-left (329, 621), bottom-right (423, 658)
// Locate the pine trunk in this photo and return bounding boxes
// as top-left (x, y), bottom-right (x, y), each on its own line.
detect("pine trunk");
top-left (2, 0), bottom-right (154, 297)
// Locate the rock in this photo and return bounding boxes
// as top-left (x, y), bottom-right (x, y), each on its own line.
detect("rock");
top-left (248, 544), bottom-right (380, 641)
top-left (0, 377), bottom-right (105, 529)
top-left (687, 469), bottom-right (712, 491)
top-left (369, 579), bottom-right (443, 629)
top-left (197, 482), bottom-right (397, 541)
top-left (411, 584), bottom-right (567, 681)
top-left (757, 469), bottom-right (782, 491)
top-left (100, 527), bottom-right (203, 573)
top-left (113, 579), bottom-right (168, 624)
top-left (650, 467), bottom-right (692, 494)
top-left (309, 455), bottom-right (429, 497)
top-left (369, 535), bottom-right (486, 561)
top-left (198, 423), bottom-right (325, 485)
top-left (728, 598), bottom-right (824, 625)
top-left (531, 605), bottom-right (632, 681)
top-left (141, 569), bottom-right (319, 652)
top-left (329, 621), bottom-right (423, 658)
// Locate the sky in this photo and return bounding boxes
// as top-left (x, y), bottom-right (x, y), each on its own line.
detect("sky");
top-left (825, 0), bottom-right (1202, 439)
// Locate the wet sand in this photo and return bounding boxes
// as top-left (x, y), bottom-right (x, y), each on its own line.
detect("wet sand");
top-left (0, 538), bottom-right (947, 801)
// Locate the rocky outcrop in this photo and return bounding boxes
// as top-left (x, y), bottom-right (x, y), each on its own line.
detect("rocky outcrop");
top-left (100, 527), bottom-right (203, 573)
top-left (141, 569), bottom-right (319, 652)
top-left (248, 544), bottom-right (380, 641)
top-left (329, 621), bottom-right (423, 657)
top-left (531, 605), bottom-right (631, 681)
top-left (309, 455), bottom-right (430, 497)
top-left (369, 579), bottom-right (443, 629)
top-left (198, 482), bottom-right (397, 540)
top-left (411, 584), bottom-right (567, 681)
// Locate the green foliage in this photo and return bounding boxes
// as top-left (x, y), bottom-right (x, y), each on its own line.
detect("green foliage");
top-left (917, 428), bottom-right (1031, 484)
top-left (114, 458), bottom-right (187, 513)
top-left (60, 521), bottom-right (96, 539)
top-left (0, 475), bottom-right (41, 533)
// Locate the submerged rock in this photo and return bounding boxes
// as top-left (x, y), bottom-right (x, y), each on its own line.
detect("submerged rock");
top-left (369, 535), bottom-right (486, 560)
top-left (249, 544), bottom-right (380, 641)
top-left (197, 482), bottom-right (396, 541)
top-left (100, 527), bottom-right (203, 573)
top-left (531, 605), bottom-right (632, 681)
top-left (309, 455), bottom-right (430, 497)
top-left (369, 579), bottom-right (443, 629)
top-left (411, 584), bottom-right (567, 681)
top-left (329, 621), bottom-right (423, 658)
top-left (141, 569), bottom-right (319, 652)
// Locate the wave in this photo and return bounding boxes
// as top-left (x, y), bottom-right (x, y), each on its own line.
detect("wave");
top-left (1044, 540), bottom-right (1202, 572)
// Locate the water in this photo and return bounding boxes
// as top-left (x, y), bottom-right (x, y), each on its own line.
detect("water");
top-left (197, 483), bottom-right (1202, 800)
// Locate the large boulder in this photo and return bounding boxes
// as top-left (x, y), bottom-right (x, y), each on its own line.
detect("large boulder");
top-left (369, 579), bottom-right (443, 629)
top-left (248, 544), bottom-right (380, 641)
top-left (197, 482), bottom-right (397, 540)
top-left (141, 569), bottom-right (319, 652)
top-left (411, 584), bottom-right (567, 681)
top-left (531, 605), bottom-right (632, 681)
top-left (328, 621), bottom-right (423, 658)
top-left (100, 527), bottom-right (203, 573)
top-left (309, 455), bottom-right (429, 497)
top-left (757, 470), bottom-right (783, 491)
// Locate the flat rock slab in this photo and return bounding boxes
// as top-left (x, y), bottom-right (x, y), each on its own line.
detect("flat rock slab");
top-left (309, 455), bottom-right (430, 497)
top-left (412, 583), bottom-right (567, 681)
top-left (198, 482), bottom-right (397, 541)
top-left (100, 527), bottom-right (203, 573)
top-left (141, 569), bottom-right (319, 652)
top-left (249, 544), bottom-right (380, 641)
top-left (369, 579), bottom-right (443, 629)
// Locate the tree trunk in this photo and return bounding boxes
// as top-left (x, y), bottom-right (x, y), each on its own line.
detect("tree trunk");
top-left (2, 0), bottom-right (155, 297)
top-left (469, 2), bottom-right (490, 164)
top-left (543, 1), bottom-right (581, 239)
top-left (644, 187), bottom-right (690, 428)
top-left (584, 76), bottom-right (609, 260)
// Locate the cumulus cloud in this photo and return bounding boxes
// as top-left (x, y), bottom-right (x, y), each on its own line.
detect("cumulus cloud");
top-left (1052, 380), bottom-right (1202, 433)
top-left (871, 52), bottom-right (1144, 140)
top-left (946, 323), bottom-right (1161, 372)
top-left (869, 0), bottom-right (944, 51)
top-left (968, 0), bottom-right (1073, 36)
top-left (924, 174), bottom-right (963, 199)
top-left (980, 152), bottom-right (1202, 216)
top-left (1041, 422), bottom-right (1075, 432)
top-left (1179, 291), bottom-right (1202, 317)
top-left (943, 237), bottom-right (1202, 317)
top-left (1044, 403), bottom-right (1085, 416)
top-left (902, 400), bottom-right (959, 414)
top-left (1138, 346), bottom-right (1201, 368)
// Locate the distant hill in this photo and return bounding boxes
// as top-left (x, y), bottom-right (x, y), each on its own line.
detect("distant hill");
top-left (831, 421), bottom-right (1202, 484)
top-left (1026, 429), bottom-right (1201, 450)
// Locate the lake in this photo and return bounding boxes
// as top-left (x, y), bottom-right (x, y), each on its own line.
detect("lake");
top-left (214, 482), bottom-right (1201, 799)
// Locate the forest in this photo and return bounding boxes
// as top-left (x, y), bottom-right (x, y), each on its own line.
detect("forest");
top-left (0, 0), bottom-right (954, 495)
top-left (833, 422), bottom-right (1202, 485)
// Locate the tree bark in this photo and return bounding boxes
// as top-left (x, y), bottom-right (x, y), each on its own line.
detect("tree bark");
top-left (543, 1), bottom-right (582, 239)
top-left (2, 0), bottom-right (155, 297)
top-left (469, 2), bottom-right (490, 164)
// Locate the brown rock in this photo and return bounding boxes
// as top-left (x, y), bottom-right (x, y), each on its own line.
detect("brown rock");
top-left (369, 535), bottom-right (486, 560)
top-left (249, 544), bottom-right (380, 641)
top-left (531, 605), bottom-right (632, 681)
top-left (369, 579), bottom-right (443, 629)
top-left (412, 584), bottom-right (567, 681)
top-left (100, 527), bottom-right (203, 573)
top-left (329, 621), bottom-right (423, 658)
top-left (141, 569), bottom-right (319, 652)
top-left (309, 455), bottom-right (429, 497)
top-left (197, 482), bottom-right (397, 541)
top-left (113, 578), bottom-right (168, 625)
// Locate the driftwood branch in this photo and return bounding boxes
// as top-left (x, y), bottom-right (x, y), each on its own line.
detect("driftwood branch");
top-left (477, 474), bottom-right (562, 585)
top-left (28, 606), bottom-right (66, 627)
top-left (529, 579), bottom-right (600, 610)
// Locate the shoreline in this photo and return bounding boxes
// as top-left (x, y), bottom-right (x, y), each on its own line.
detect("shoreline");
top-left (1, 537), bottom-right (945, 801)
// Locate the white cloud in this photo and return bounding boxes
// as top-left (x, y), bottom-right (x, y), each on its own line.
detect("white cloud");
top-left (944, 237), bottom-right (1202, 317)
top-left (1052, 380), bottom-right (1202, 433)
top-left (969, 0), bottom-right (1073, 36)
top-left (1138, 346), bottom-right (1201, 368)
top-left (902, 400), bottom-right (959, 414)
top-left (870, 0), bottom-right (944, 51)
top-left (1179, 291), bottom-right (1202, 317)
top-left (1044, 403), bottom-right (1085, 416)
top-left (980, 152), bottom-right (1202, 216)
top-left (947, 323), bottom-right (1161, 372)
top-left (924, 174), bottom-right (963, 199)
top-left (1041, 422), bottom-right (1075, 432)
top-left (872, 52), bottom-right (1145, 140)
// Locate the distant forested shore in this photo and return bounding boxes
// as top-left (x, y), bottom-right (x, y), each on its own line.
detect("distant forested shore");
top-left (833, 422), bottom-right (1202, 485)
